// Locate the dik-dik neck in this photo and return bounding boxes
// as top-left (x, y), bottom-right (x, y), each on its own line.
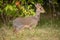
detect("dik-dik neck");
top-left (35, 9), bottom-right (41, 19)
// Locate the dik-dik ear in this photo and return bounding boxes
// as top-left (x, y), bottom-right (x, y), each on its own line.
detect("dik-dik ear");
top-left (35, 3), bottom-right (41, 8)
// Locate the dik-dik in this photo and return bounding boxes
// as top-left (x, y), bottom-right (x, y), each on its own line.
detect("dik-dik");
top-left (13, 3), bottom-right (45, 32)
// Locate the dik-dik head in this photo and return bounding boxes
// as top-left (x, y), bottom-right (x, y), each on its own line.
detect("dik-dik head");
top-left (35, 3), bottom-right (45, 13)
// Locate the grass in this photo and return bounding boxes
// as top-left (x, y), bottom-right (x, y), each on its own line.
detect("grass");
top-left (0, 26), bottom-right (60, 40)
top-left (0, 14), bottom-right (60, 40)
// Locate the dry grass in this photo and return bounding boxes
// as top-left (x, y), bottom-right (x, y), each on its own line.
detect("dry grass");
top-left (0, 25), bottom-right (60, 40)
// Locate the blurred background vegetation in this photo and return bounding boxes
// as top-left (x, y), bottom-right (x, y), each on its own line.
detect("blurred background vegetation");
top-left (0, 0), bottom-right (60, 28)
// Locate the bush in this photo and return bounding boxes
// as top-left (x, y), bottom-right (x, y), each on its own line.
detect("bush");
top-left (0, 0), bottom-right (44, 24)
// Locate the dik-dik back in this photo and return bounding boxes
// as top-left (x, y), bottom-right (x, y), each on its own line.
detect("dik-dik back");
top-left (13, 3), bottom-right (45, 31)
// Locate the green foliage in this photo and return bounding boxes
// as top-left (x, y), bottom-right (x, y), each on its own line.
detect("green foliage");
top-left (52, 0), bottom-right (58, 4)
top-left (4, 4), bottom-right (35, 17)
top-left (37, 0), bottom-right (43, 4)
top-left (0, 0), bottom-right (2, 5)
top-left (4, 4), bottom-right (18, 17)
top-left (0, 0), bottom-right (3, 7)
top-left (0, 0), bottom-right (44, 18)
top-left (0, 9), bottom-right (3, 14)
top-left (18, 4), bottom-right (35, 17)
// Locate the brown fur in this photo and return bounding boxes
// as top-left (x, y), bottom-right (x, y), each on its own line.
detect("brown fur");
top-left (13, 3), bottom-right (45, 32)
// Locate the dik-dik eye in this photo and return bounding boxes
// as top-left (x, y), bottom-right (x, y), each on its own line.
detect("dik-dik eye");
top-left (40, 8), bottom-right (42, 10)
top-left (40, 8), bottom-right (41, 9)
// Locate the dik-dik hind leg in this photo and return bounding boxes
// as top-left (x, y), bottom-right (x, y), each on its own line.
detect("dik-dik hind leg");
top-left (13, 25), bottom-right (24, 34)
top-left (13, 27), bottom-right (21, 38)
top-left (13, 26), bottom-right (19, 34)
